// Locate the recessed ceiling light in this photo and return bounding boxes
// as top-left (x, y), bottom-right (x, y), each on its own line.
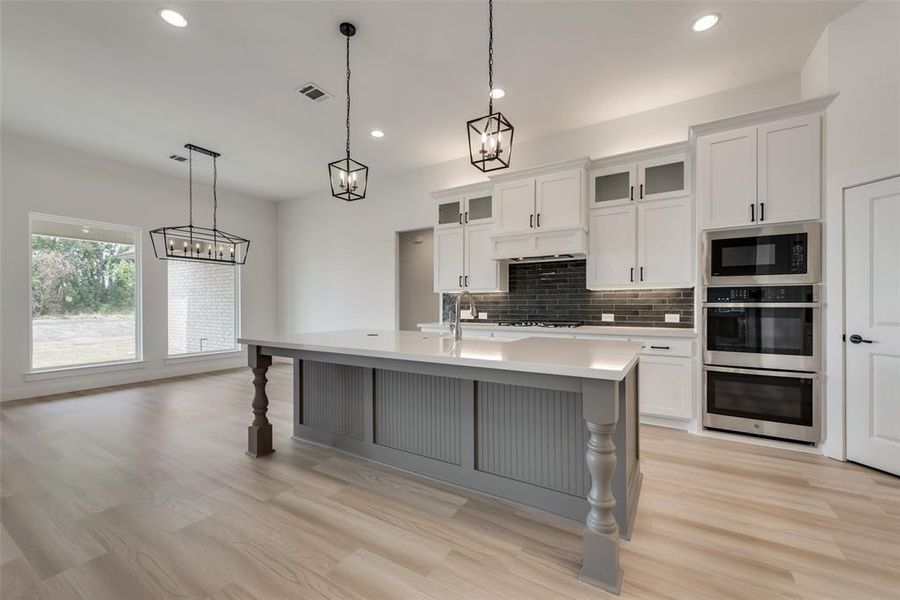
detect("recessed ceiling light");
top-left (81, 227), bottom-right (91, 234)
top-left (159, 9), bottom-right (188, 28)
top-left (370, 129), bottom-right (385, 139)
top-left (692, 14), bottom-right (719, 32)
top-left (489, 88), bottom-right (506, 99)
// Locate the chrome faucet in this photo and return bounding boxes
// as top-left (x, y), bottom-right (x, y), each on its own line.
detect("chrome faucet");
top-left (451, 291), bottom-right (476, 341)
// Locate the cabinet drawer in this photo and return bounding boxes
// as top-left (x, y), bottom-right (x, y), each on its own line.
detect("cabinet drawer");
top-left (633, 338), bottom-right (694, 357)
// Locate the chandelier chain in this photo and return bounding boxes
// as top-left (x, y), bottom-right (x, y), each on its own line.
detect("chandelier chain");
top-left (212, 155), bottom-right (218, 232)
top-left (188, 146), bottom-right (193, 227)
top-left (345, 33), bottom-right (351, 159)
top-left (488, 0), bottom-right (494, 115)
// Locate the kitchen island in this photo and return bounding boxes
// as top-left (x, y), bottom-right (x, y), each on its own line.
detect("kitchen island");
top-left (237, 329), bottom-right (642, 594)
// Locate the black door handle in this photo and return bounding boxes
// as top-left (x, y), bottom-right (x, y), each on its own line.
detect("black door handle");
top-left (537, 213), bottom-right (541, 227)
top-left (458, 275), bottom-right (463, 288)
top-left (650, 345), bottom-right (670, 350)
top-left (760, 202), bottom-right (765, 222)
top-left (848, 334), bottom-right (874, 344)
top-left (530, 214), bottom-right (534, 228)
top-left (465, 211), bottom-right (469, 223)
top-left (630, 267), bottom-right (634, 282)
top-left (640, 266), bottom-right (644, 281)
top-left (464, 275), bottom-right (468, 287)
top-left (750, 204), bottom-right (755, 222)
top-left (459, 213), bottom-right (463, 225)
top-left (639, 183), bottom-right (644, 199)
top-left (630, 185), bottom-right (634, 201)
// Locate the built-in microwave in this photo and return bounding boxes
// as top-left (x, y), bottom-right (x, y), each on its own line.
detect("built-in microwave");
top-left (703, 222), bottom-right (820, 285)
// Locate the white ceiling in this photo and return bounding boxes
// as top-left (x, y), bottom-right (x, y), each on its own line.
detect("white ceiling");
top-left (2, 1), bottom-right (854, 200)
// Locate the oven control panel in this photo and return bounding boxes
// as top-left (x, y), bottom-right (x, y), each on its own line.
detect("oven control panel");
top-left (707, 285), bottom-right (815, 303)
top-left (790, 235), bottom-right (807, 273)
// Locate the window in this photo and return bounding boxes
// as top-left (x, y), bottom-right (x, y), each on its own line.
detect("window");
top-left (30, 214), bottom-right (140, 370)
top-left (167, 261), bottom-right (239, 356)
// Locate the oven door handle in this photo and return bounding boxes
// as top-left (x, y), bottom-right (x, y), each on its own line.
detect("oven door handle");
top-left (702, 302), bottom-right (821, 308)
top-left (703, 365), bottom-right (818, 379)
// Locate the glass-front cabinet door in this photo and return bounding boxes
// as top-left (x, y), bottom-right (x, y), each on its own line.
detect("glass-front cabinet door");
top-left (638, 154), bottom-right (689, 201)
top-left (464, 193), bottom-right (492, 224)
top-left (590, 164), bottom-right (637, 207)
top-left (436, 197), bottom-right (463, 229)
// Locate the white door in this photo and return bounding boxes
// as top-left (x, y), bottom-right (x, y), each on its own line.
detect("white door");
top-left (587, 205), bottom-right (636, 288)
top-left (433, 227), bottom-right (464, 292)
top-left (494, 178), bottom-right (535, 234)
top-left (464, 222), bottom-right (499, 291)
top-left (590, 164), bottom-right (637, 207)
top-left (638, 355), bottom-right (692, 419)
top-left (638, 153), bottom-right (689, 202)
top-left (757, 114), bottom-right (821, 224)
top-left (845, 176), bottom-right (900, 476)
top-left (637, 197), bottom-right (693, 287)
top-left (436, 197), bottom-right (463, 230)
top-left (535, 169), bottom-right (584, 230)
top-left (697, 126), bottom-right (757, 229)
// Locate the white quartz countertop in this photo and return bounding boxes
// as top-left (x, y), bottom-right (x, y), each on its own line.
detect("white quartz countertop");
top-left (239, 329), bottom-right (642, 381)
top-left (417, 322), bottom-right (698, 338)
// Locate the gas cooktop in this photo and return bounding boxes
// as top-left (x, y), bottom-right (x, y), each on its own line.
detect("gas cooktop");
top-left (497, 321), bottom-right (582, 328)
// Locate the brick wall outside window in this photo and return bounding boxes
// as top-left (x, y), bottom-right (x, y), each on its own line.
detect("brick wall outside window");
top-left (167, 261), bottom-right (238, 355)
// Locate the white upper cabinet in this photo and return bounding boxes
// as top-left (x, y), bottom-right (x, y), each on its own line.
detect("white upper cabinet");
top-left (696, 126), bottom-right (757, 229)
top-left (494, 179), bottom-right (536, 234)
top-left (436, 197), bottom-right (464, 229)
top-left (590, 164), bottom-right (637, 207)
top-left (695, 104), bottom-right (825, 230)
top-left (637, 197), bottom-right (694, 287)
top-left (434, 227), bottom-right (465, 292)
top-left (757, 114), bottom-right (821, 224)
top-left (588, 205), bottom-right (636, 287)
top-left (535, 169), bottom-right (585, 230)
top-left (638, 154), bottom-right (690, 202)
top-left (464, 192), bottom-right (493, 225)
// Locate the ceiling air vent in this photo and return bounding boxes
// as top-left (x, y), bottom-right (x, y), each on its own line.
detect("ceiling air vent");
top-left (296, 81), bottom-right (333, 103)
top-left (169, 154), bottom-right (188, 162)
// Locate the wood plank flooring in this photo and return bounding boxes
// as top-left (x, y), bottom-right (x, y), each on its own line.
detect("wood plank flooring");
top-left (1, 364), bottom-right (898, 599)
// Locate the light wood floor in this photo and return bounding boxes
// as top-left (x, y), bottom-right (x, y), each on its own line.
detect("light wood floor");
top-left (1, 364), bottom-right (898, 599)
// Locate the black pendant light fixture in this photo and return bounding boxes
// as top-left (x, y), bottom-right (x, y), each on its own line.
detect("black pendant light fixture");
top-left (150, 144), bottom-right (250, 265)
top-left (328, 22), bottom-right (368, 201)
top-left (467, 0), bottom-right (513, 173)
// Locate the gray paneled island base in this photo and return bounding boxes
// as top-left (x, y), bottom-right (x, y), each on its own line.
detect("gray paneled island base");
top-left (238, 330), bottom-right (643, 594)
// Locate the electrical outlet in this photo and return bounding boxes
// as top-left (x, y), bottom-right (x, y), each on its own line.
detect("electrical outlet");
top-left (601, 313), bottom-right (614, 322)
top-left (478, 312), bottom-right (488, 320)
top-left (665, 313), bottom-right (680, 323)
top-left (460, 309), bottom-right (473, 319)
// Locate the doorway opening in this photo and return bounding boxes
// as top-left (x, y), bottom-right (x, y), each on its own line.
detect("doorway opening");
top-left (397, 228), bottom-right (439, 331)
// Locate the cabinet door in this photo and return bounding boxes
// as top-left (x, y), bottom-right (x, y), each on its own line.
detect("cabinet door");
top-left (638, 354), bottom-right (692, 419)
top-left (464, 193), bottom-right (493, 224)
top-left (638, 154), bottom-right (689, 201)
top-left (434, 227), bottom-right (464, 292)
top-left (697, 126), bottom-right (757, 229)
top-left (637, 197), bottom-right (693, 287)
top-left (590, 164), bottom-right (637, 207)
top-left (535, 169), bottom-right (584, 230)
top-left (436, 197), bottom-right (463, 229)
top-left (464, 222), bottom-right (501, 291)
top-left (587, 205), bottom-right (636, 288)
top-left (494, 179), bottom-right (535, 234)
top-left (757, 114), bottom-right (821, 224)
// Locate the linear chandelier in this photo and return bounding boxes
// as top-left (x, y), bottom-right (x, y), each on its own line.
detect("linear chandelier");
top-left (467, 0), bottom-right (514, 173)
top-left (150, 144), bottom-right (250, 265)
top-left (328, 22), bottom-right (369, 201)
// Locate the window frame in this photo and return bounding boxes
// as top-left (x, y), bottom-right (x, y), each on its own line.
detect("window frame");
top-left (27, 212), bottom-right (144, 374)
top-left (164, 260), bottom-right (242, 360)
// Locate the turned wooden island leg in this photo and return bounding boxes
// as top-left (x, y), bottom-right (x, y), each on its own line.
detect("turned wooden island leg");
top-left (247, 345), bottom-right (274, 457)
top-left (580, 378), bottom-right (622, 594)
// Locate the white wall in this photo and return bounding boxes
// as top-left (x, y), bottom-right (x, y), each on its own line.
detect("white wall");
top-left (0, 131), bottom-right (278, 401)
top-left (800, 1), bottom-right (900, 459)
top-left (277, 74), bottom-right (800, 333)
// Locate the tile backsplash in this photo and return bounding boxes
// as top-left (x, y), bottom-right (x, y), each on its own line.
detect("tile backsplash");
top-left (442, 259), bottom-right (694, 328)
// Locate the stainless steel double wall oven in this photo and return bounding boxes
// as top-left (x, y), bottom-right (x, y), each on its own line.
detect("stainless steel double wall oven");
top-left (702, 223), bottom-right (822, 443)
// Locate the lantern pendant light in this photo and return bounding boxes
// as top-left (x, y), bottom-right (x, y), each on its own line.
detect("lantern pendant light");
top-left (467, 0), bottom-right (513, 173)
top-left (149, 144), bottom-right (250, 265)
top-left (328, 22), bottom-right (369, 201)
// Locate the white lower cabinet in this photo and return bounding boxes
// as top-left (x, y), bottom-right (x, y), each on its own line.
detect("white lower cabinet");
top-left (638, 354), bottom-right (693, 420)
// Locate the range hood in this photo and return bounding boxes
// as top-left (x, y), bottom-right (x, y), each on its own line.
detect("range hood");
top-left (490, 226), bottom-right (588, 261)
top-left (508, 254), bottom-right (576, 263)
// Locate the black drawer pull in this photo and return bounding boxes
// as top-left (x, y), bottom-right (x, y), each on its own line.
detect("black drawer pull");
top-left (650, 345), bottom-right (670, 350)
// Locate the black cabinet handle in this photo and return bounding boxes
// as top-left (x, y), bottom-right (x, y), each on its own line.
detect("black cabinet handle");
top-left (464, 275), bottom-right (469, 287)
top-left (458, 275), bottom-right (462, 288)
top-left (759, 202), bottom-right (765, 222)
top-left (459, 213), bottom-right (463, 225)
top-left (530, 214), bottom-right (534, 228)
top-left (639, 184), bottom-right (644, 199)
top-left (537, 213), bottom-right (541, 227)
top-left (630, 185), bottom-right (634, 201)
top-left (848, 334), bottom-right (874, 344)
top-left (650, 345), bottom-right (670, 350)
top-left (750, 204), bottom-right (755, 222)
top-left (630, 267), bottom-right (634, 282)
top-left (465, 211), bottom-right (469, 223)
top-left (640, 266), bottom-right (644, 281)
